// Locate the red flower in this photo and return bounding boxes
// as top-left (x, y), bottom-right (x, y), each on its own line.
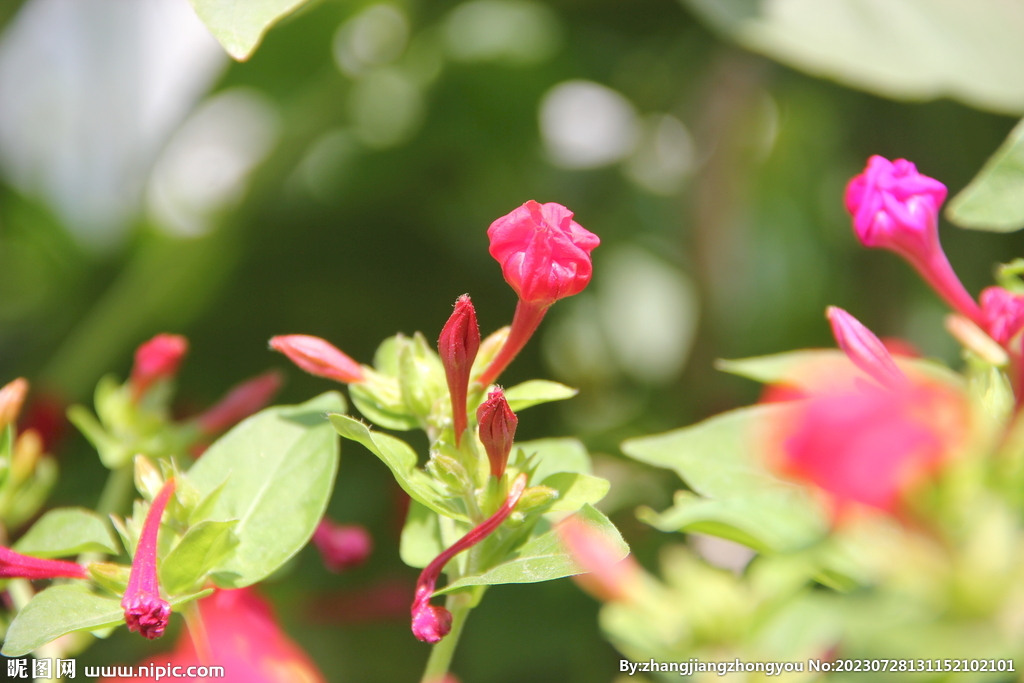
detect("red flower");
top-left (269, 335), bottom-right (365, 384)
top-left (476, 387), bottom-right (517, 478)
top-left (122, 479), bottom-right (175, 640)
top-left (131, 334), bottom-right (189, 400)
top-left (438, 295), bottom-right (480, 445)
top-left (311, 518), bottom-right (372, 573)
top-left (557, 515), bottom-right (640, 603)
top-left (197, 370), bottom-right (284, 435)
top-left (980, 286), bottom-right (1024, 348)
top-left (0, 545), bottom-right (86, 580)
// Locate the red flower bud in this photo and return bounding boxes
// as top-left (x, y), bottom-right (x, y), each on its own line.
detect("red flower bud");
top-left (0, 378), bottom-right (28, 431)
top-left (411, 474), bottom-right (527, 643)
top-left (269, 335), bottom-right (365, 384)
top-left (438, 295), bottom-right (480, 445)
top-left (476, 388), bottom-right (517, 478)
top-left (122, 479), bottom-right (175, 640)
top-left (845, 156), bottom-right (981, 324)
top-left (130, 334), bottom-right (189, 401)
top-left (980, 286), bottom-right (1024, 348)
top-left (197, 370), bottom-right (284, 435)
top-left (0, 545), bottom-right (87, 580)
top-left (312, 518), bottom-right (373, 573)
top-left (557, 515), bottom-right (640, 603)
top-left (826, 307), bottom-right (907, 389)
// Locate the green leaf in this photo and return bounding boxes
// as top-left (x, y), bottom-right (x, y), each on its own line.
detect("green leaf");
top-left (682, 0), bottom-right (1024, 115)
top-left (349, 382), bottom-right (419, 431)
top-left (948, 118), bottom-right (1024, 232)
top-left (185, 392), bottom-right (344, 588)
top-left (437, 505), bottom-right (626, 593)
top-left (186, 0), bottom-right (314, 61)
top-left (400, 500), bottom-right (443, 569)
top-left (541, 473), bottom-right (611, 512)
top-left (621, 404), bottom-right (829, 552)
top-left (13, 508), bottom-right (120, 558)
top-left (160, 520), bottom-right (239, 595)
top-left (518, 438), bottom-right (593, 484)
top-left (1, 585), bottom-right (211, 656)
top-left (66, 405), bottom-right (127, 470)
top-left (329, 414), bottom-right (467, 522)
top-left (504, 380), bottom-right (578, 411)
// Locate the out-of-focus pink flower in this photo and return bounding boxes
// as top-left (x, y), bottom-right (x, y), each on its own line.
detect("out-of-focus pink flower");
top-left (269, 335), bottom-right (365, 384)
top-left (827, 307), bottom-right (907, 389)
top-left (131, 334), bottom-right (189, 400)
top-left (845, 156), bottom-right (981, 324)
top-left (0, 378), bottom-right (28, 431)
top-left (197, 370), bottom-right (284, 435)
top-left (476, 387), bottom-right (517, 478)
top-left (438, 295), bottom-right (480, 445)
top-left (122, 480), bottom-right (175, 640)
top-left (0, 545), bottom-right (87, 580)
top-left (101, 588), bottom-right (327, 683)
top-left (479, 201), bottom-right (599, 386)
top-left (980, 286), bottom-right (1024, 348)
top-left (558, 515), bottom-right (639, 603)
top-left (411, 474), bottom-right (527, 643)
top-left (311, 518), bottom-right (372, 573)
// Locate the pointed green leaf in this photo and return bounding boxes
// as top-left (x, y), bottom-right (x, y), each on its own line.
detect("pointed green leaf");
top-left (541, 473), bottom-right (611, 512)
top-left (160, 520), bottom-right (239, 595)
top-left (187, 0), bottom-right (314, 61)
top-left (185, 392), bottom-right (344, 588)
top-left (400, 500), bottom-right (443, 569)
top-left (436, 505), bottom-right (627, 593)
top-left (948, 118), bottom-right (1024, 232)
top-left (14, 508), bottom-right (120, 558)
top-left (329, 414), bottom-right (467, 522)
top-left (504, 380), bottom-right (578, 411)
top-left (621, 404), bottom-right (829, 552)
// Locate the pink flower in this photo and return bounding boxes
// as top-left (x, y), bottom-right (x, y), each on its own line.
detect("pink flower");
top-left (197, 370), bottom-right (284, 435)
top-left (980, 286), bottom-right (1024, 348)
top-left (0, 545), bottom-right (86, 580)
top-left (269, 335), bottom-right (365, 384)
top-left (557, 516), bottom-right (639, 603)
top-left (122, 479), bottom-right (175, 640)
top-left (411, 474), bottom-right (527, 643)
top-left (0, 377), bottom-right (28, 431)
top-left (480, 201), bottom-right (599, 386)
top-left (438, 295), bottom-right (480, 445)
top-left (826, 307), bottom-right (907, 389)
top-left (100, 588), bottom-right (326, 683)
top-left (311, 518), bottom-right (373, 573)
top-left (845, 156), bottom-right (982, 325)
top-left (131, 334), bottom-right (189, 400)
top-left (476, 387), bottom-right (517, 478)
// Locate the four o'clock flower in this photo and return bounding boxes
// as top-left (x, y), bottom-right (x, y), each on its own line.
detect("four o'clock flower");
top-left (197, 370), bottom-right (284, 435)
top-left (0, 545), bottom-right (87, 580)
top-left (269, 335), bottom-right (365, 384)
top-left (411, 474), bottom-right (527, 643)
top-left (980, 286), bottom-right (1024, 349)
top-left (557, 515), bottom-right (640, 603)
top-left (479, 201), bottom-right (599, 386)
top-left (476, 388), bottom-right (517, 478)
top-left (130, 334), bottom-right (189, 401)
top-left (845, 156), bottom-right (982, 325)
top-left (0, 377), bottom-right (28, 431)
top-left (122, 478), bottom-right (176, 640)
top-left (827, 307), bottom-right (908, 389)
top-left (312, 518), bottom-right (373, 573)
top-left (438, 295), bottom-right (480, 445)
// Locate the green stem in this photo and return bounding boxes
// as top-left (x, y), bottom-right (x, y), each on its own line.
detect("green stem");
top-left (420, 592), bottom-right (473, 683)
top-left (182, 600), bottom-right (214, 666)
top-left (96, 464), bottom-right (134, 517)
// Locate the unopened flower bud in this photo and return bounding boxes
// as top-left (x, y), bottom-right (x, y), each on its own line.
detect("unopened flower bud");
top-left (0, 378), bottom-right (29, 432)
top-left (198, 370), bottom-right (284, 434)
top-left (477, 388), bottom-right (517, 478)
top-left (0, 545), bottom-right (87, 580)
top-left (122, 479), bottom-right (175, 639)
top-left (826, 307), bottom-right (907, 389)
top-left (517, 485), bottom-right (559, 511)
top-left (426, 453), bottom-right (471, 493)
top-left (558, 515), bottom-right (640, 603)
top-left (312, 518), bottom-right (372, 573)
top-left (438, 295), bottom-right (480, 445)
top-left (845, 156), bottom-right (981, 324)
top-left (980, 286), bottom-right (1024, 348)
top-left (133, 455), bottom-right (165, 501)
top-left (397, 333), bottom-right (447, 418)
top-left (269, 335), bottom-right (365, 384)
top-left (130, 334), bottom-right (188, 401)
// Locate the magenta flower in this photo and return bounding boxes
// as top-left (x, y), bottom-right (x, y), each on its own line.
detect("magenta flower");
top-left (411, 474), bottom-right (527, 643)
top-left (269, 335), bottom-right (365, 384)
top-left (197, 370), bottom-right (284, 435)
top-left (845, 156), bottom-right (982, 325)
top-left (438, 295), bottom-right (480, 445)
top-left (557, 516), bottom-right (639, 603)
top-left (130, 334), bottom-right (189, 400)
top-left (479, 201), bottom-right (599, 386)
top-left (122, 479), bottom-right (175, 640)
top-left (0, 377), bottom-right (28, 431)
top-left (312, 518), bottom-right (373, 573)
top-left (827, 307), bottom-right (907, 389)
top-left (980, 286), bottom-right (1024, 348)
top-left (476, 388), bottom-right (517, 478)
top-left (0, 546), bottom-right (87, 580)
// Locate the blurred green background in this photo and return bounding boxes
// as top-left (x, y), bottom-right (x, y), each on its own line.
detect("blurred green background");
top-left (0, 0), bottom-right (1020, 680)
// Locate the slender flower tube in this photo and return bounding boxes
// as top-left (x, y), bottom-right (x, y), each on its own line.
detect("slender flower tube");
top-left (557, 516), bottom-right (640, 603)
top-left (131, 334), bottom-right (189, 400)
top-left (438, 296), bottom-right (480, 445)
top-left (197, 370), bottom-right (284, 434)
top-left (0, 377), bottom-right (28, 431)
top-left (411, 474), bottom-right (527, 643)
top-left (312, 518), bottom-right (373, 573)
top-left (122, 479), bottom-right (176, 639)
top-left (479, 201), bottom-right (599, 386)
top-left (845, 156), bottom-right (982, 324)
top-left (0, 546), bottom-right (87, 580)
top-left (269, 335), bottom-right (365, 384)
top-left (826, 307), bottom-right (908, 389)
top-left (476, 388), bottom-right (517, 478)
